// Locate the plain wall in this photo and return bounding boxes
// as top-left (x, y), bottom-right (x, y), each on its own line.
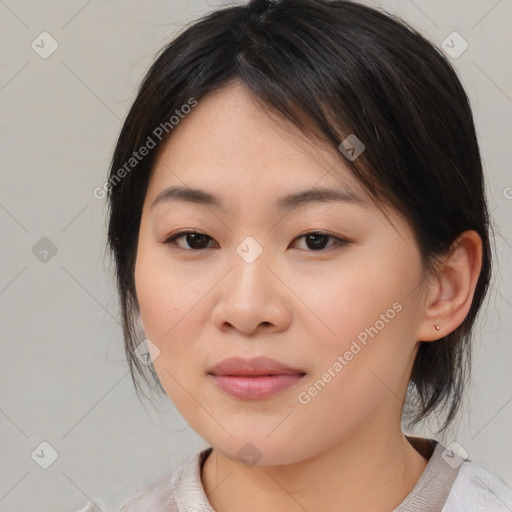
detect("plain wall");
top-left (1, 1), bottom-right (510, 510)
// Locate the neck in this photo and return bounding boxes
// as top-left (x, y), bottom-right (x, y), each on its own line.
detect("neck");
top-left (201, 424), bottom-right (429, 512)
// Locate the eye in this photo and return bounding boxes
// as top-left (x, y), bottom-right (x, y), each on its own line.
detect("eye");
top-left (291, 231), bottom-right (349, 251)
top-left (164, 230), bottom-right (218, 250)
top-left (163, 230), bottom-right (349, 252)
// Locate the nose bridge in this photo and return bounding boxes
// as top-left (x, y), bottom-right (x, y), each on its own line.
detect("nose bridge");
top-left (211, 233), bottom-right (285, 333)
top-left (209, 217), bottom-right (297, 334)
top-left (230, 234), bottom-right (272, 298)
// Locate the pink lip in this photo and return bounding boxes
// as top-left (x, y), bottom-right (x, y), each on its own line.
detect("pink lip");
top-left (208, 356), bottom-right (306, 399)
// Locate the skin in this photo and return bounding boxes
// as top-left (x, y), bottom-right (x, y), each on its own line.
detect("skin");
top-left (134, 81), bottom-right (482, 512)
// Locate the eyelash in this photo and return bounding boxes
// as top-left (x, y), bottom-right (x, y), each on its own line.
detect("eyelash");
top-left (163, 230), bottom-right (350, 252)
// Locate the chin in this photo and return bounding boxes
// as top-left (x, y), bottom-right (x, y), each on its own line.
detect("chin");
top-left (201, 432), bottom-right (310, 466)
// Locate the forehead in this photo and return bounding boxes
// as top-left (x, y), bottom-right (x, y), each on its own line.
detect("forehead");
top-left (146, 83), bottom-right (369, 207)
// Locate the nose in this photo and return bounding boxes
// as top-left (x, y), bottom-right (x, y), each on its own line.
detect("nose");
top-left (210, 246), bottom-right (292, 336)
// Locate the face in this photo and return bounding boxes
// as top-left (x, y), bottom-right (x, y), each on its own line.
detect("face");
top-left (134, 82), bottom-right (429, 465)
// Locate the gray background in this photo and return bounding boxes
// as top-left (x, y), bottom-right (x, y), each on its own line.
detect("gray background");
top-left (0, 0), bottom-right (510, 510)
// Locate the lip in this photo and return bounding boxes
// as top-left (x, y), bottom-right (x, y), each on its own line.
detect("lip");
top-left (208, 356), bottom-right (305, 376)
top-left (208, 356), bottom-right (306, 400)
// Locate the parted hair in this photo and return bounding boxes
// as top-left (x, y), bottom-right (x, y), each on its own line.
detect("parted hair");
top-left (106, 0), bottom-right (493, 432)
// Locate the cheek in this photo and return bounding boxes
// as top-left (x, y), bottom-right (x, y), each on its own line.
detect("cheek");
top-left (134, 245), bottom-right (202, 339)
top-left (293, 255), bottom-right (422, 399)
top-left (291, 258), bottom-right (409, 352)
top-left (134, 250), bottom-right (207, 411)
top-left (294, 303), bottom-right (416, 439)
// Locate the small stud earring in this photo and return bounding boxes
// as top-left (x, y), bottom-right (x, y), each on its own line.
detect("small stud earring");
top-left (434, 324), bottom-right (440, 331)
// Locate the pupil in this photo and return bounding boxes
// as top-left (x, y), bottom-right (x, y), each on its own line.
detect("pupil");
top-left (307, 234), bottom-right (328, 250)
top-left (188, 233), bottom-right (208, 248)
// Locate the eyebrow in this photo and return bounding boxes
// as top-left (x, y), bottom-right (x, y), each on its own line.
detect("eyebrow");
top-left (151, 185), bottom-right (368, 212)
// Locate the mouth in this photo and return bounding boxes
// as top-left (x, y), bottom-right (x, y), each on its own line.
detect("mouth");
top-left (207, 356), bottom-right (307, 399)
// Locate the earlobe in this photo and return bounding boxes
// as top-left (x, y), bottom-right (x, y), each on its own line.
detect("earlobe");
top-left (415, 230), bottom-right (483, 342)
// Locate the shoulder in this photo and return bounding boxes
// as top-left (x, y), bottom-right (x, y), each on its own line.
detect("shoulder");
top-left (443, 460), bottom-right (512, 511)
top-left (74, 467), bottom-right (183, 512)
top-left (117, 447), bottom-right (213, 512)
top-left (117, 467), bottom-right (180, 512)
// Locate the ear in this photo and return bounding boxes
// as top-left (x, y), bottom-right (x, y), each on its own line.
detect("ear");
top-left (415, 230), bottom-right (483, 342)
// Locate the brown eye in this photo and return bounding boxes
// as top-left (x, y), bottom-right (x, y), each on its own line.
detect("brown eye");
top-left (303, 233), bottom-right (333, 250)
top-left (292, 232), bottom-right (349, 252)
top-left (164, 231), bottom-right (217, 250)
top-left (164, 230), bottom-right (348, 252)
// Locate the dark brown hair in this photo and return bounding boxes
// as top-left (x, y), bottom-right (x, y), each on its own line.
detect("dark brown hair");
top-left (106, 0), bottom-right (493, 432)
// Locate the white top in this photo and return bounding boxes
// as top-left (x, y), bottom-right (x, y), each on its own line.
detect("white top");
top-left (77, 439), bottom-right (512, 512)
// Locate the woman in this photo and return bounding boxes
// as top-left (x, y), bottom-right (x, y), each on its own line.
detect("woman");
top-left (86, 0), bottom-right (511, 510)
